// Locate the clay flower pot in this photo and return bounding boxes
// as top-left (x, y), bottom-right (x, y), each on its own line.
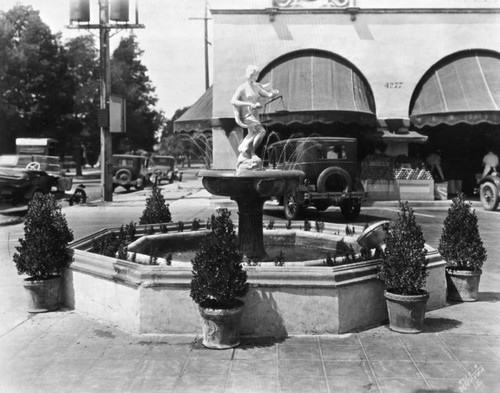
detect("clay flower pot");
top-left (384, 290), bottom-right (429, 334)
top-left (446, 269), bottom-right (482, 302)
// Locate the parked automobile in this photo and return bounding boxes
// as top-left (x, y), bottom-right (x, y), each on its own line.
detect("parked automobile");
top-left (112, 154), bottom-right (150, 191)
top-left (266, 137), bottom-right (366, 220)
top-left (0, 154), bottom-right (86, 205)
top-left (477, 171), bottom-right (500, 211)
top-left (147, 155), bottom-right (182, 185)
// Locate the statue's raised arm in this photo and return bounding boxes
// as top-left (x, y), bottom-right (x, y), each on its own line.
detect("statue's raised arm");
top-left (231, 65), bottom-right (279, 173)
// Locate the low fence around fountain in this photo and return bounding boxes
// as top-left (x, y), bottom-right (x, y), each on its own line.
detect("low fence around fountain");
top-left (63, 223), bottom-right (446, 337)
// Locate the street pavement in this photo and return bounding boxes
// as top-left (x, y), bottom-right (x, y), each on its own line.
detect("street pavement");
top-left (0, 168), bottom-right (499, 393)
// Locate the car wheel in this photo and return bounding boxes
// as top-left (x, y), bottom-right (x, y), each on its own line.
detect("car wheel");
top-left (480, 182), bottom-right (499, 211)
top-left (115, 168), bottom-right (132, 186)
top-left (135, 177), bottom-right (145, 190)
top-left (284, 192), bottom-right (303, 220)
top-left (317, 167), bottom-right (352, 193)
top-left (340, 200), bottom-right (361, 220)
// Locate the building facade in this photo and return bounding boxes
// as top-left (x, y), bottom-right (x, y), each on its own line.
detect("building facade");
top-left (176, 0), bottom-right (500, 195)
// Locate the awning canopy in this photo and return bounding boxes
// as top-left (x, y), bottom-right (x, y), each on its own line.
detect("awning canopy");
top-left (174, 86), bottom-right (213, 133)
top-left (258, 50), bottom-right (376, 126)
top-left (410, 51), bottom-right (500, 128)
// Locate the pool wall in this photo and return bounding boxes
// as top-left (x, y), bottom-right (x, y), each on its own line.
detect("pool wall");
top-left (64, 225), bottom-right (446, 337)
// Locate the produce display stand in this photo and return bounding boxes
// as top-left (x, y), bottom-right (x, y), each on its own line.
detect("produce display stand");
top-left (361, 154), bottom-right (434, 201)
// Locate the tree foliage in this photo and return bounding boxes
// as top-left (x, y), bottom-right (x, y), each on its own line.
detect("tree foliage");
top-left (438, 193), bottom-right (487, 271)
top-left (0, 5), bottom-right (74, 154)
top-left (13, 193), bottom-right (74, 280)
top-left (190, 209), bottom-right (248, 309)
top-left (111, 35), bottom-right (164, 153)
top-left (378, 201), bottom-right (428, 296)
top-left (1, 6), bottom-right (162, 159)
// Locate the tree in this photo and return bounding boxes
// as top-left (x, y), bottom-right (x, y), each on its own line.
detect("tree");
top-left (64, 35), bottom-right (100, 169)
top-left (110, 35), bottom-right (165, 153)
top-left (0, 6), bottom-right (75, 154)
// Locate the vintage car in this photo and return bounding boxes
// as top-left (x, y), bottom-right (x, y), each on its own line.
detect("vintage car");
top-left (112, 154), bottom-right (150, 191)
top-left (0, 154), bottom-right (86, 205)
top-left (147, 155), bottom-right (182, 184)
top-left (477, 171), bottom-right (500, 211)
top-left (266, 137), bottom-right (366, 220)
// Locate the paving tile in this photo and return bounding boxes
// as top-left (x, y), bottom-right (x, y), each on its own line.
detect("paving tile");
top-left (415, 360), bottom-right (466, 379)
top-left (102, 342), bottom-right (152, 359)
top-left (278, 343), bottom-right (321, 360)
top-left (447, 345), bottom-right (500, 362)
top-left (233, 344), bottom-right (278, 360)
top-left (174, 375), bottom-right (227, 393)
top-left (187, 345), bottom-right (234, 361)
top-left (279, 376), bottom-right (329, 393)
top-left (363, 345), bottom-right (411, 361)
top-left (397, 333), bottom-right (443, 348)
top-left (71, 374), bottom-right (132, 393)
top-left (125, 376), bottom-right (177, 393)
top-left (279, 336), bottom-right (319, 346)
top-left (278, 359), bottom-right (325, 379)
top-left (406, 344), bottom-right (456, 361)
top-left (461, 361), bottom-right (500, 379)
top-left (226, 374), bottom-right (278, 393)
top-left (327, 377), bottom-right (380, 392)
top-left (182, 358), bottom-right (231, 378)
top-left (37, 358), bottom-right (96, 376)
top-left (87, 357), bottom-right (145, 376)
top-left (377, 377), bottom-right (429, 393)
top-left (229, 358), bottom-right (278, 377)
top-left (321, 345), bottom-right (366, 361)
top-left (370, 360), bottom-right (420, 379)
top-left (323, 360), bottom-right (374, 379)
top-left (479, 335), bottom-right (500, 347)
top-left (132, 358), bottom-right (186, 379)
top-left (439, 333), bottom-right (491, 348)
top-left (146, 343), bottom-right (193, 359)
top-left (318, 334), bottom-right (361, 346)
top-left (358, 333), bottom-right (403, 347)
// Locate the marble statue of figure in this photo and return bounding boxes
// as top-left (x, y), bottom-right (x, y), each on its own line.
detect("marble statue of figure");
top-left (231, 65), bottom-right (279, 172)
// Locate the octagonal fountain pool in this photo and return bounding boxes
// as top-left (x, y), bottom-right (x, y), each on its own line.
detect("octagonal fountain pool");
top-left (64, 220), bottom-right (446, 338)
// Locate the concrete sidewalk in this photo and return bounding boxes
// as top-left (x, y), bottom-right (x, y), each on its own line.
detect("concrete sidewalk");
top-left (1, 176), bottom-right (499, 393)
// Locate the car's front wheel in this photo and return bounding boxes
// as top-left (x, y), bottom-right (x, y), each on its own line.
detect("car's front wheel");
top-left (480, 181), bottom-right (499, 211)
top-left (284, 192), bottom-right (303, 220)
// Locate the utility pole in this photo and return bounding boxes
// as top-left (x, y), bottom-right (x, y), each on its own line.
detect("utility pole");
top-left (68, 0), bottom-right (144, 202)
top-left (189, 0), bottom-right (211, 90)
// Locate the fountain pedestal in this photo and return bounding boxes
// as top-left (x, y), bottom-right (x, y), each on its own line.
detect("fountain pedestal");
top-left (199, 169), bottom-right (304, 260)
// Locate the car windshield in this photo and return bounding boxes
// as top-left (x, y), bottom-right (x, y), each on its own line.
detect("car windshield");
top-left (154, 157), bottom-right (174, 166)
top-left (113, 157), bottom-right (135, 167)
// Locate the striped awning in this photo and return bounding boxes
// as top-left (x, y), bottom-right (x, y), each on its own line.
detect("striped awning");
top-left (258, 50), bottom-right (376, 126)
top-left (174, 86), bottom-right (213, 133)
top-left (410, 51), bottom-right (500, 128)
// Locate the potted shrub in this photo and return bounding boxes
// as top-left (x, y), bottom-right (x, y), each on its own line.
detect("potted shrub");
top-left (13, 193), bottom-right (74, 312)
top-left (378, 201), bottom-right (429, 333)
top-left (190, 209), bottom-right (248, 349)
top-left (438, 193), bottom-right (487, 301)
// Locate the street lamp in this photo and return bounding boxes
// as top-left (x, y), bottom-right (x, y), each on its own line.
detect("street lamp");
top-left (68, 0), bottom-right (144, 202)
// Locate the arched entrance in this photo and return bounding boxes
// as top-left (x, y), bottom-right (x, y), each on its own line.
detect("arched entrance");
top-left (409, 50), bottom-right (500, 194)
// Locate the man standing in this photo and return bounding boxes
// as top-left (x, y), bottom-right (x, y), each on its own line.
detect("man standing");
top-left (482, 150), bottom-right (499, 177)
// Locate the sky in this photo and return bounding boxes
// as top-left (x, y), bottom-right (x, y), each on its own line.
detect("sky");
top-left (0, 0), bottom-right (213, 118)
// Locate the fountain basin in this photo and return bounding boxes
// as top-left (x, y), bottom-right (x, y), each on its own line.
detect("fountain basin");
top-left (63, 222), bottom-right (446, 337)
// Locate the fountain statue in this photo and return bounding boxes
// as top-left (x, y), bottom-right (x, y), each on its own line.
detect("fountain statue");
top-left (199, 65), bottom-right (304, 260)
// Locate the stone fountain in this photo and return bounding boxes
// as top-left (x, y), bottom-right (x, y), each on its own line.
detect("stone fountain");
top-left (198, 169), bottom-right (304, 260)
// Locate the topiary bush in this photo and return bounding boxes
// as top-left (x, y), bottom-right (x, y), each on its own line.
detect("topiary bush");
top-left (378, 201), bottom-right (428, 296)
top-left (190, 209), bottom-right (248, 309)
top-left (13, 193), bottom-right (74, 280)
top-left (438, 193), bottom-right (486, 271)
top-left (139, 186), bottom-right (172, 225)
